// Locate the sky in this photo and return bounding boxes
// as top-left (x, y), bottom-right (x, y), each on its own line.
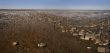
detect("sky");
top-left (0, 0), bottom-right (110, 10)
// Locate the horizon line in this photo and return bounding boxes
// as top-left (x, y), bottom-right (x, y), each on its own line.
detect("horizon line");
top-left (0, 8), bottom-right (110, 10)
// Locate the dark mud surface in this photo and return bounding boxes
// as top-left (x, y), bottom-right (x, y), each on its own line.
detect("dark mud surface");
top-left (1, 10), bottom-right (109, 53)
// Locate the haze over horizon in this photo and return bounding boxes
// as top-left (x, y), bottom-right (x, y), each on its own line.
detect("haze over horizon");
top-left (0, 0), bottom-right (110, 10)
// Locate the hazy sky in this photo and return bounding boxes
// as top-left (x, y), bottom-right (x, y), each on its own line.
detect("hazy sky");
top-left (0, 0), bottom-right (110, 10)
